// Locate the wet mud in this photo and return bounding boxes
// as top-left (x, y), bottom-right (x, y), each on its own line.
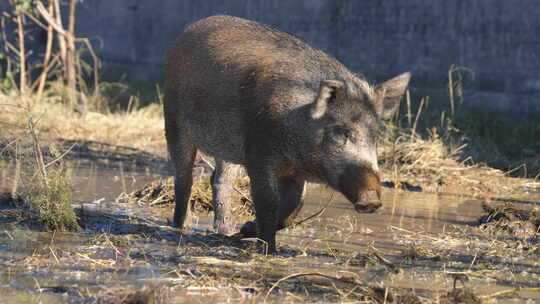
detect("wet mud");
top-left (0, 162), bottom-right (539, 303)
top-left (479, 201), bottom-right (540, 239)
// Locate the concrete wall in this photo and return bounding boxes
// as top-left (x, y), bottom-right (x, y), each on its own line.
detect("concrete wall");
top-left (3, 1), bottom-right (540, 116)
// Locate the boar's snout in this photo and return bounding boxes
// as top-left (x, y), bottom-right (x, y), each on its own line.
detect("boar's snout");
top-left (338, 166), bottom-right (382, 213)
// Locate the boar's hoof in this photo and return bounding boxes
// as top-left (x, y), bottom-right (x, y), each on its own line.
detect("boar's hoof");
top-left (353, 202), bottom-right (382, 213)
top-left (240, 221), bottom-right (258, 238)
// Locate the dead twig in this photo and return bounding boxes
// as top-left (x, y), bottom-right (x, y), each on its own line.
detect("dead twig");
top-left (291, 207), bottom-right (326, 228)
top-left (480, 287), bottom-right (540, 299)
top-left (35, 2), bottom-right (54, 99)
top-left (368, 245), bottom-right (401, 274)
top-left (36, 1), bottom-right (67, 38)
top-left (27, 113), bottom-right (48, 183)
top-left (290, 192), bottom-right (335, 229)
top-left (44, 142), bottom-right (76, 169)
top-left (264, 272), bottom-right (340, 300)
top-left (16, 9), bottom-right (27, 93)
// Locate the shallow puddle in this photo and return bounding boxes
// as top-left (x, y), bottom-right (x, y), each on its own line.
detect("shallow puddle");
top-left (283, 188), bottom-right (540, 301)
top-left (0, 164), bottom-right (539, 303)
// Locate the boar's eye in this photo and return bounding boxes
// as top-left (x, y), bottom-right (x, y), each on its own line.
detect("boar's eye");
top-left (328, 126), bottom-right (352, 145)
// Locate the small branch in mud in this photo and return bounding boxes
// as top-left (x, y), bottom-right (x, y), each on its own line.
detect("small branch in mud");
top-left (264, 272), bottom-right (343, 300)
top-left (44, 143), bottom-right (76, 169)
top-left (480, 287), bottom-right (540, 300)
top-left (368, 245), bottom-right (402, 274)
top-left (290, 207), bottom-right (326, 228)
top-left (264, 270), bottom-right (423, 303)
top-left (290, 192), bottom-right (335, 229)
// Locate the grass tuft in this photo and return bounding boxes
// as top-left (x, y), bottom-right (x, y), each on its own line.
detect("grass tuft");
top-left (23, 159), bottom-right (80, 232)
top-left (0, 99), bottom-right (81, 232)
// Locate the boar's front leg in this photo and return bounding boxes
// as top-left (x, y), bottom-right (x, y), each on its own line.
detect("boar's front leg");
top-left (245, 162), bottom-right (281, 254)
top-left (241, 169), bottom-right (305, 254)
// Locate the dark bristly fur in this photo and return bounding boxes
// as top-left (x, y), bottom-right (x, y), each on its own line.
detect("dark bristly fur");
top-left (164, 15), bottom-right (410, 253)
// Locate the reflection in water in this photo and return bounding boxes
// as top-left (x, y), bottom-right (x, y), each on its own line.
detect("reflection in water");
top-left (67, 162), bottom-right (163, 202)
top-left (280, 185), bottom-right (486, 253)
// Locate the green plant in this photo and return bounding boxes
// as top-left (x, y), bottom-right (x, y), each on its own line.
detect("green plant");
top-left (25, 156), bottom-right (79, 231)
top-left (16, 107), bottom-right (80, 231)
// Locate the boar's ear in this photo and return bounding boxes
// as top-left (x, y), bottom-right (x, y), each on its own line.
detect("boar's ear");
top-left (375, 72), bottom-right (411, 119)
top-left (311, 80), bottom-right (346, 119)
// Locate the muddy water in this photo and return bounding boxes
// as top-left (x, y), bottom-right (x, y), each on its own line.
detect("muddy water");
top-left (1, 164), bottom-right (539, 303)
top-left (284, 188), bottom-right (540, 301)
top-left (285, 189), bottom-right (484, 252)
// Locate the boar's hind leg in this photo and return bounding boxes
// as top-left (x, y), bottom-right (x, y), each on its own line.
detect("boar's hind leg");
top-left (211, 159), bottom-right (242, 234)
top-left (166, 127), bottom-right (196, 230)
top-left (277, 177), bottom-right (306, 230)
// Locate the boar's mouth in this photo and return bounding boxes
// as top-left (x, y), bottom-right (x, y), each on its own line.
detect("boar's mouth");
top-left (338, 166), bottom-right (382, 213)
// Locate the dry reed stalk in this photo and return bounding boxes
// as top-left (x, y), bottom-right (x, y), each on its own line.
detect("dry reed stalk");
top-left (0, 17), bottom-right (12, 86)
top-left (65, 0), bottom-right (77, 108)
top-left (265, 272), bottom-right (343, 300)
top-left (11, 153), bottom-right (21, 196)
top-left (27, 112), bottom-right (48, 183)
top-left (52, 0), bottom-right (66, 74)
top-left (448, 66), bottom-right (455, 118)
top-left (36, 2), bottom-right (54, 99)
top-left (480, 287), bottom-right (540, 300)
top-left (15, 12), bottom-right (26, 93)
top-left (411, 96), bottom-right (426, 137)
top-left (406, 89), bottom-right (412, 128)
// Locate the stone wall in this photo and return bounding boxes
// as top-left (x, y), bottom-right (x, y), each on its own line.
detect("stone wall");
top-left (3, 1), bottom-right (540, 116)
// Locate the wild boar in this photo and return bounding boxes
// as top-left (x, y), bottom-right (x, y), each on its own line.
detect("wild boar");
top-left (164, 15), bottom-right (410, 253)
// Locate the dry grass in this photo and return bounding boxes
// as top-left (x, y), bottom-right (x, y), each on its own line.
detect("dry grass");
top-left (120, 177), bottom-right (254, 216)
top-left (0, 153), bottom-right (80, 232)
top-left (0, 97), bottom-right (81, 232)
top-left (378, 127), bottom-right (523, 195)
top-left (0, 91), bottom-right (165, 152)
top-left (478, 200), bottom-right (540, 238)
top-left (380, 128), bottom-right (466, 179)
